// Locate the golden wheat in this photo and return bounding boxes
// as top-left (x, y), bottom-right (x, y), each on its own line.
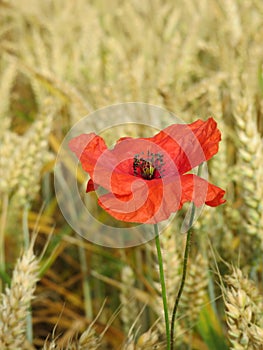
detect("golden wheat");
top-left (180, 253), bottom-right (208, 326)
top-left (225, 267), bottom-right (263, 349)
top-left (1, 98), bottom-right (54, 208)
top-left (0, 246), bottom-right (39, 350)
top-left (120, 265), bottom-right (139, 335)
top-left (233, 92), bottom-right (263, 267)
top-left (42, 324), bottom-right (100, 350)
top-left (0, 0), bottom-right (263, 348)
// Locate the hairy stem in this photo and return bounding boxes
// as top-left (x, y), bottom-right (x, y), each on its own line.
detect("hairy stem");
top-left (170, 204), bottom-right (195, 349)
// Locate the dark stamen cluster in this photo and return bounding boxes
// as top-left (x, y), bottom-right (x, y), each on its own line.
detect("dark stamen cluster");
top-left (133, 151), bottom-right (164, 180)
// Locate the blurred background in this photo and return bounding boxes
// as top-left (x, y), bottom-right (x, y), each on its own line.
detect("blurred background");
top-left (0, 0), bottom-right (263, 349)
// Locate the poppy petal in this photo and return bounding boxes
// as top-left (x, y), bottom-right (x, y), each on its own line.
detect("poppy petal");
top-left (69, 118), bottom-right (226, 225)
top-left (97, 173), bottom-right (225, 224)
top-left (86, 179), bottom-right (99, 192)
top-left (97, 176), bottom-right (182, 224)
top-left (150, 117), bottom-right (221, 174)
top-left (179, 174), bottom-right (226, 207)
top-left (68, 133), bottom-right (108, 176)
top-left (111, 137), bottom-right (178, 177)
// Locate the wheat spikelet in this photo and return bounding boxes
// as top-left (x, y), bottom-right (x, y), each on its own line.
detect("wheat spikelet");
top-left (31, 26), bottom-right (50, 74)
top-left (0, 59), bottom-right (17, 137)
top-left (136, 328), bottom-right (161, 349)
top-left (42, 297), bottom-right (104, 350)
top-left (179, 253), bottom-right (208, 326)
top-left (224, 267), bottom-right (263, 349)
top-left (6, 0), bottom-right (95, 117)
top-left (0, 131), bottom-right (20, 196)
top-left (19, 64), bottom-right (91, 118)
top-left (233, 93), bottom-right (263, 265)
top-left (122, 341), bottom-right (136, 350)
top-left (42, 325), bottom-right (100, 350)
top-left (161, 228), bottom-right (181, 311)
top-left (183, 73), bottom-right (227, 108)
top-left (221, 0), bottom-right (242, 46)
top-left (2, 97), bottom-right (54, 207)
top-left (207, 84), bottom-right (229, 186)
top-left (0, 96), bottom-right (54, 202)
top-left (78, 326), bottom-right (101, 350)
top-left (0, 246), bottom-right (39, 349)
top-left (196, 86), bottom-right (236, 261)
top-left (123, 327), bottom-right (161, 350)
top-left (120, 265), bottom-right (139, 335)
top-left (42, 339), bottom-right (57, 350)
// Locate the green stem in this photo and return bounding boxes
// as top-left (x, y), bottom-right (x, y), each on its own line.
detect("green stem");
top-left (154, 224), bottom-right (170, 350)
top-left (170, 204), bottom-right (195, 349)
top-left (170, 163), bottom-right (203, 348)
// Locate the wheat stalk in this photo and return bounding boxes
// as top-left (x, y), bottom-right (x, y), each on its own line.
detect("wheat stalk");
top-left (179, 253), bottom-right (208, 327)
top-left (42, 323), bottom-right (101, 350)
top-left (0, 59), bottom-right (17, 138)
top-left (1, 98), bottom-right (55, 208)
top-left (0, 245), bottom-right (39, 350)
top-left (233, 92), bottom-right (263, 266)
top-left (224, 267), bottom-right (263, 349)
top-left (120, 265), bottom-right (139, 335)
top-left (123, 327), bottom-right (161, 350)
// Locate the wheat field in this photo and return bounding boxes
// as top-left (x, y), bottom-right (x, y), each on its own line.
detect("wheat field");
top-left (0, 0), bottom-right (263, 349)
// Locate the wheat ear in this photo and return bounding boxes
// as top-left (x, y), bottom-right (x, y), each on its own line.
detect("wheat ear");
top-left (0, 245), bottom-right (39, 350)
top-left (224, 267), bottom-right (263, 349)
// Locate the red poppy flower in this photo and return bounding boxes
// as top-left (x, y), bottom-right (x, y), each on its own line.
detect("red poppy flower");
top-left (69, 118), bottom-right (226, 224)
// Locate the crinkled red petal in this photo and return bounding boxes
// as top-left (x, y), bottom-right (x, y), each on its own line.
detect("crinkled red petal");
top-left (111, 137), bottom-right (177, 177)
top-left (68, 133), bottom-right (108, 177)
top-left (115, 118), bottom-right (221, 175)
top-left (179, 174), bottom-right (226, 207)
top-left (98, 176), bottom-right (180, 224)
top-left (97, 174), bottom-right (225, 224)
top-left (69, 119), bottom-right (226, 224)
top-left (153, 117), bottom-right (222, 174)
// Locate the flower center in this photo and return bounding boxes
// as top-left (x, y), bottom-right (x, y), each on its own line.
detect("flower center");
top-left (135, 158), bottom-right (156, 179)
top-left (133, 152), bottom-right (164, 180)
